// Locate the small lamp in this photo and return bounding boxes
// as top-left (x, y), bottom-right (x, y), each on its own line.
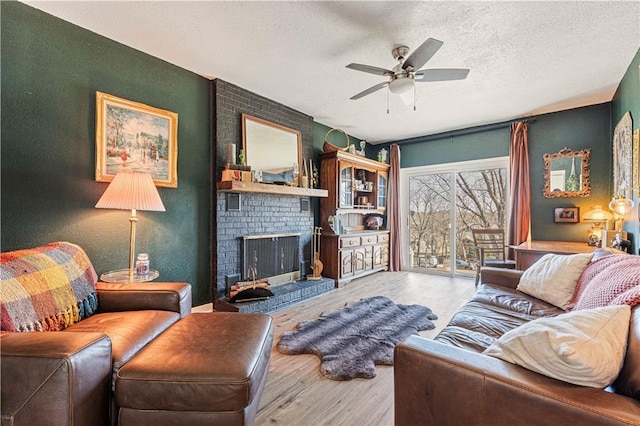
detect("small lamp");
top-left (95, 172), bottom-right (165, 279)
top-left (582, 205), bottom-right (613, 247)
top-left (609, 195), bottom-right (635, 231)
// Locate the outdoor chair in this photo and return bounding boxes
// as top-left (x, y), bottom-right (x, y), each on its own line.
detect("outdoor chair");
top-left (471, 228), bottom-right (516, 286)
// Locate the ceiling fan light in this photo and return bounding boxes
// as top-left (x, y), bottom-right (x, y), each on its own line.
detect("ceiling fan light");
top-left (399, 90), bottom-right (414, 105)
top-left (388, 76), bottom-right (414, 95)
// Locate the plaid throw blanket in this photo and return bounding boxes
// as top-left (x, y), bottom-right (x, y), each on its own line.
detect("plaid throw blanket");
top-left (1, 242), bottom-right (98, 332)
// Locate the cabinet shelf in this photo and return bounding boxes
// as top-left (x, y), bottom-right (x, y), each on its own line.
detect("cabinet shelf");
top-left (319, 150), bottom-right (390, 285)
top-left (217, 181), bottom-right (328, 197)
top-left (336, 207), bottom-right (383, 214)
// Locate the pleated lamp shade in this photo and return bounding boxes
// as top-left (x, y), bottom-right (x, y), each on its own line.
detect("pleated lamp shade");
top-left (96, 172), bottom-right (165, 212)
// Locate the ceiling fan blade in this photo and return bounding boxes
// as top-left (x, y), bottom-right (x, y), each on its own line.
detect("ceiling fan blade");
top-left (350, 81), bottom-right (390, 100)
top-left (346, 63), bottom-right (394, 76)
top-left (414, 68), bottom-right (470, 82)
top-left (402, 38), bottom-right (443, 71)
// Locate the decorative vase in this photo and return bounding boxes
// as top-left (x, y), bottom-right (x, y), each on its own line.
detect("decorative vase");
top-left (377, 148), bottom-right (388, 163)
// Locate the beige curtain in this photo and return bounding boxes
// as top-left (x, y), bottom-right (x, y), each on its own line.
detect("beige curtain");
top-left (388, 144), bottom-right (402, 271)
top-left (508, 121), bottom-right (531, 256)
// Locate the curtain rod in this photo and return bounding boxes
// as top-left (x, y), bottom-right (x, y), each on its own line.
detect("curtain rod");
top-left (395, 118), bottom-right (537, 146)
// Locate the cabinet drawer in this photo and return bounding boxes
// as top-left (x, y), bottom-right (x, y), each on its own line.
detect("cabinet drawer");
top-left (340, 237), bottom-right (361, 248)
top-left (377, 234), bottom-right (389, 243)
top-left (361, 235), bottom-right (377, 245)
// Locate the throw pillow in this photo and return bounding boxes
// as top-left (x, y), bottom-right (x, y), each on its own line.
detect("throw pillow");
top-left (517, 252), bottom-right (593, 309)
top-left (484, 305), bottom-right (631, 388)
top-left (571, 255), bottom-right (640, 310)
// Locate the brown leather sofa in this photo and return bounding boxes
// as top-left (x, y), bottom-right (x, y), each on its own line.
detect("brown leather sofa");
top-left (395, 256), bottom-right (640, 425)
top-left (1, 243), bottom-right (274, 426)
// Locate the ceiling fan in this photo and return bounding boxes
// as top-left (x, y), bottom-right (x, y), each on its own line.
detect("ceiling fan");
top-left (346, 38), bottom-right (470, 105)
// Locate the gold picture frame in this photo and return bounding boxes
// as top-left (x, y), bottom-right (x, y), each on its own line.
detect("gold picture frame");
top-left (542, 147), bottom-right (591, 198)
top-left (95, 91), bottom-right (178, 188)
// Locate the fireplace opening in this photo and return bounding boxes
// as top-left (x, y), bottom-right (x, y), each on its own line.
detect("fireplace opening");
top-left (216, 230), bottom-right (335, 313)
top-left (242, 233), bottom-right (301, 286)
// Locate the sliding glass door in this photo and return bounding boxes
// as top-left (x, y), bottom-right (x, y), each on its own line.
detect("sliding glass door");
top-left (406, 172), bottom-right (453, 272)
top-left (401, 157), bottom-right (509, 278)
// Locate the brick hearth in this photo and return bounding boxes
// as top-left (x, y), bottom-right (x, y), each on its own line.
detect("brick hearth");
top-left (215, 277), bottom-right (334, 314)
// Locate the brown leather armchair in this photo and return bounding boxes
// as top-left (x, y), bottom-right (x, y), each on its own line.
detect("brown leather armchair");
top-left (2, 242), bottom-right (273, 426)
top-left (1, 282), bottom-right (192, 426)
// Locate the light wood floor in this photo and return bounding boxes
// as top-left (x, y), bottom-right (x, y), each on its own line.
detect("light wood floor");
top-left (252, 271), bottom-right (477, 426)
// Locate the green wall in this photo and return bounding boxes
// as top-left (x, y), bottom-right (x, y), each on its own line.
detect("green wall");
top-left (396, 125), bottom-right (510, 168)
top-left (386, 103), bottom-right (612, 243)
top-left (313, 122), bottom-right (362, 156)
top-left (1, 2), bottom-right (212, 304)
top-left (612, 47), bottom-right (640, 255)
top-left (528, 104), bottom-right (612, 242)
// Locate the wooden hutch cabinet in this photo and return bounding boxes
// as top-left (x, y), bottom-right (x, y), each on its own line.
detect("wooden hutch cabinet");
top-left (319, 150), bottom-right (390, 286)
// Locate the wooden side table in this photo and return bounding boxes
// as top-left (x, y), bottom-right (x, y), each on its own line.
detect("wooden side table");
top-left (100, 269), bottom-right (159, 283)
top-left (512, 241), bottom-right (598, 270)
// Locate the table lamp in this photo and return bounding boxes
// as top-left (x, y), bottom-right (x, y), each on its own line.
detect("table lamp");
top-left (609, 195), bottom-right (635, 231)
top-left (582, 205), bottom-right (613, 247)
top-left (95, 172), bottom-right (165, 280)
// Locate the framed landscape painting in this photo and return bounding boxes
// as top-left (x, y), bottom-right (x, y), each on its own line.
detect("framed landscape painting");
top-left (95, 91), bottom-right (178, 188)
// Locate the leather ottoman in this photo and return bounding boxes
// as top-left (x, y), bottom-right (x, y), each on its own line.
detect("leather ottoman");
top-left (115, 312), bottom-right (274, 426)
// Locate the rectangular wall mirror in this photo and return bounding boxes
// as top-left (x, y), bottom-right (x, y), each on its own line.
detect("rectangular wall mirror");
top-left (242, 114), bottom-right (302, 184)
top-left (543, 147), bottom-right (591, 198)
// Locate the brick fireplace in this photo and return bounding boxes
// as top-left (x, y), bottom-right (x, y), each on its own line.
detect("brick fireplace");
top-left (212, 79), bottom-right (330, 308)
top-left (215, 192), bottom-right (314, 299)
top-left (215, 192), bottom-right (335, 313)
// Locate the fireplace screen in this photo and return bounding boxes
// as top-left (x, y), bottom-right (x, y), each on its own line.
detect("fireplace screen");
top-left (243, 233), bottom-right (300, 283)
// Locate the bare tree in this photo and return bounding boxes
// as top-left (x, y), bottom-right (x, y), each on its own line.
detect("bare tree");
top-left (409, 168), bottom-right (507, 270)
top-left (456, 169), bottom-right (505, 229)
top-left (106, 105), bottom-right (127, 150)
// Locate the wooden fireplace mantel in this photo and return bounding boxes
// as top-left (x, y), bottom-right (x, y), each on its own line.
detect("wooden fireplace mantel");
top-left (217, 181), bottom-right (328, 197)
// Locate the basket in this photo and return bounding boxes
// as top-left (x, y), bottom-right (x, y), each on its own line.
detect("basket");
top-left (323, 128), bottom-right (350, 153)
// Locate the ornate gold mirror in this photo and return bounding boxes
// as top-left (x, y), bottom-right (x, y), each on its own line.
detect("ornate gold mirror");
top-left (543, 147), bottom-right (591, 198)
top-left (242, 114), bottom-right (302, 185)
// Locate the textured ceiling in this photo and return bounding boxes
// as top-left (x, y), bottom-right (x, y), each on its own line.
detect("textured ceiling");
top-left (25, 1), bottom-right (640, 144)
